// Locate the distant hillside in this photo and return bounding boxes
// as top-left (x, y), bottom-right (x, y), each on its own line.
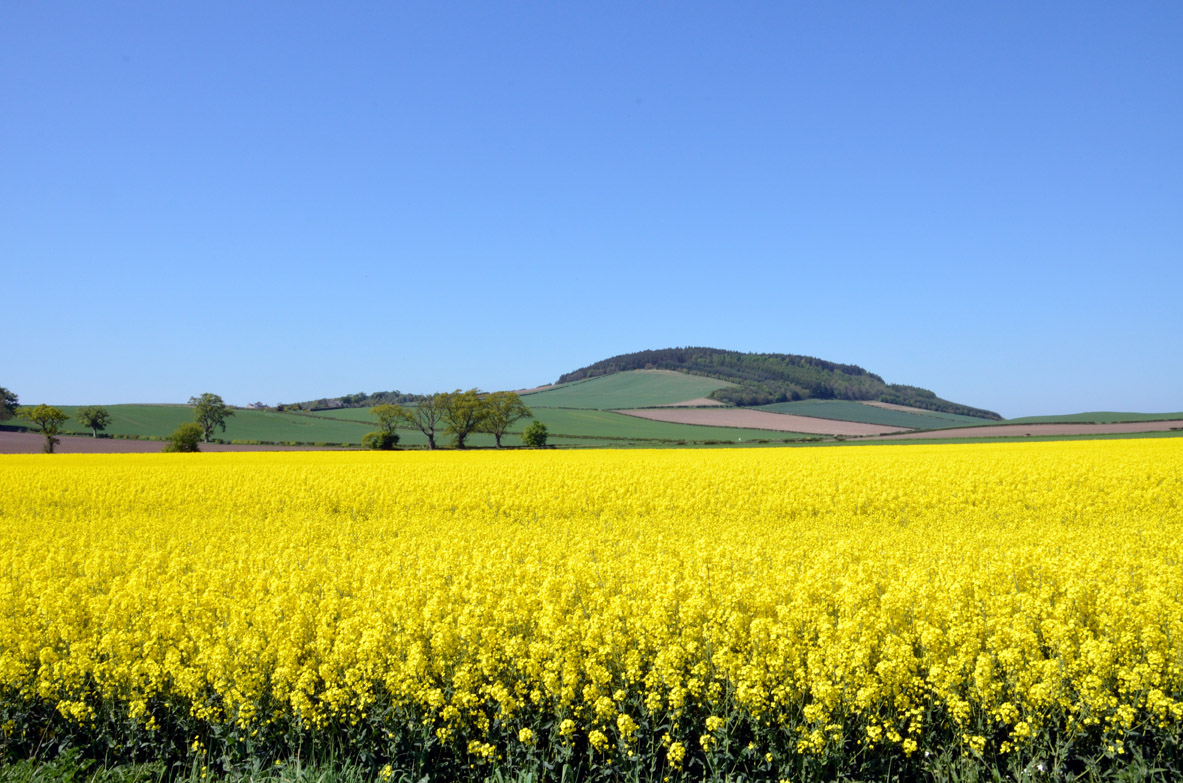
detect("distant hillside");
top-left (558, 348), bottom-right (1002, 420)
top-left (286, 390), bottom-right (425, 412)
top-left (522, 370), bottom-right (733, 409)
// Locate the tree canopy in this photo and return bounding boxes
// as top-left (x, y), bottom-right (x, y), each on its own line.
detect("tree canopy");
top-left (439, 389), bottom-right (487, 449)
top-left (0, 387), bottom-right (17, 422)
top-left (480, 391), bottom-right (532, 448)
top-left (18, 404), bottom-right (70, 453)
top-left (391, 395), bottom-right (446, 450)
top-left (370, 404), bottom-right (403, 436)
top-left (76, 406), bottom-right (112, 438)
top-left (189, 393), bottom-right (235, 442)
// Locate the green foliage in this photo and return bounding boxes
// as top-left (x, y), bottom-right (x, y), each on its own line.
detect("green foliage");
top-left (440, 388), bottom-right (488, 449)
top-left (189, 393), bottom-right (235, 442)
top-left (292, 390), bottom-right (425, 411)
top-left (370, 404), bottom-right (404, 435)
top-left (391, 394), bottom-right (447, 450)
top-left (362, 431), bottom-right (399, 450)
top-left (480, 391), bottom-right (532, 447)
top-left (163, 422), bottom-right (203, 452)
top-left (7, 750), bottom-right (1183, 783)
top-left (0, 386), bottom-right (17, 421)
top-left (556, 348), bottom-right (1001, 420)
top-left (17, 404), bottom-right (70, 453)
top-left (521, 420), bottom-right (548, 447)
top-left (76, 405), bottom-right (112, 437)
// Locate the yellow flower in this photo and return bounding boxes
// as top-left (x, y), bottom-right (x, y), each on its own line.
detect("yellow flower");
top-left (589, 730), bottom-right (609, 751)
top-left (0, 441), bottom-right (1179, 773)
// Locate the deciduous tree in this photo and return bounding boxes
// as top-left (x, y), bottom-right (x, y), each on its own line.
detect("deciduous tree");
top-left (393, 394), bottom-right (446, 450)
top-left (480, 391), bottom-right (532, 448)
top-left (370, 404), bottom-right (404, 436)
top-left (18, 404), bottom-right (69, 453)
top-left (0, 387), bottom-right (17, 421)
top-left (440, 388), bottom-right (488, 449)
top-left (76, 406), bottom-right (112, 438)
top-left (189, 393), bottom-right (234, 442)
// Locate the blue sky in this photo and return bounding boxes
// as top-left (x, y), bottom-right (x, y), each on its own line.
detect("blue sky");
top-left (3, 2), bottom-right (1180, 418)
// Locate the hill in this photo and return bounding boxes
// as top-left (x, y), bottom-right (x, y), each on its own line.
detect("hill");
top-left (521, 370), bottom-right (734, 409)
top-left (557, 347), bottom-right (1002, 420)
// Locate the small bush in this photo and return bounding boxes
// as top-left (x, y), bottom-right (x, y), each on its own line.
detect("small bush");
top-left (163, 423), bottom-right (203, 453)
top-left (362, 431), bottom-right (400, 450)
top-left (521, 421), bottom-right (548, 448)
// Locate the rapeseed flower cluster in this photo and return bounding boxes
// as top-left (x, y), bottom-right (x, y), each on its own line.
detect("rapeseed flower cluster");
top-left (1, 441), bottom-right (1181, 779)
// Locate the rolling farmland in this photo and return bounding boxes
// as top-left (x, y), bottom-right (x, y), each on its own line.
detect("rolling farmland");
top-left (5, 369), bottom-right (1183, 453)
top-left (754, 400), bottom-right (988, 430)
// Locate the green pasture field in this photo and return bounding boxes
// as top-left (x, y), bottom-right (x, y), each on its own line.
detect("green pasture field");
top-left (524, 408), bottom-right (808, 443)
top-left (20, 405), bottom-right (373, 445)
top-left (312, 407), bottom-right (809, 445)
top-left (14, 400), bottom-right (1179, 452)
top-left (755, 400), bottom-right (988, 430)
top-left (519, 370), bottom-right (733, 409)
top-left (1003, 411), bottom-right (1183, 424)
top-left (853, 429), bottom-right (1183, 447)
top-left (2, 403), bottom-right (803, 450)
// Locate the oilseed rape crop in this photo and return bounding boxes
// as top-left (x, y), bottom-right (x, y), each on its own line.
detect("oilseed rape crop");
top-left (2, 440), bottom-right (1182, 780)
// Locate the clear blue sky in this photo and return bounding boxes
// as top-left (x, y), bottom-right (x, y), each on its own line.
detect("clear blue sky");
top-left (3, 2), bottom-right (1180, 418)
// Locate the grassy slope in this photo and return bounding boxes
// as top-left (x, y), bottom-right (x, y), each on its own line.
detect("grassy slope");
top-left (1003, 411), bottom-right (1183, 424)
top-left (308, 407), bottom-right (380, 422)
top-left (22, 405), bottom-right (373, 444)
top-left (755, 400), bottom-right (989, 430)
top-left (520, 370), bottom-right (733, 409)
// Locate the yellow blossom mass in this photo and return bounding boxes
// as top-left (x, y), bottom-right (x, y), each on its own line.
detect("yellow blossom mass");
top-left (1, 440), bottom-right (1181, 778)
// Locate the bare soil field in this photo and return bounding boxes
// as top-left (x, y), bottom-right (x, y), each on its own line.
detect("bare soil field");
top-left (874, 421), bottom-right (1183, 440)
top-left (617, 409), bottom-right (910, 436)
top-left (653, 397), bottom-right (726, 408)
top-left (0, 432), bottom-right (345, 454)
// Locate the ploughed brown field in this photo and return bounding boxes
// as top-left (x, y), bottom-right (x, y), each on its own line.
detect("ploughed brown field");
top-left (874, 420), bottom-right (1183, 439)
top-left (617, 408), bottom-right (909, 436)
top-left (0, 432), bottom-right (343, 454)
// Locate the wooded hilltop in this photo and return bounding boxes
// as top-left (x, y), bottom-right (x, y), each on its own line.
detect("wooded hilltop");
top-left (558, 347), bottom-right (1002, 420)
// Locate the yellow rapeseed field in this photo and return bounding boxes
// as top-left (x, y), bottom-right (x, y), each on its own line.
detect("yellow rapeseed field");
top-left (1, 439), bottom-right (1181, 779)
